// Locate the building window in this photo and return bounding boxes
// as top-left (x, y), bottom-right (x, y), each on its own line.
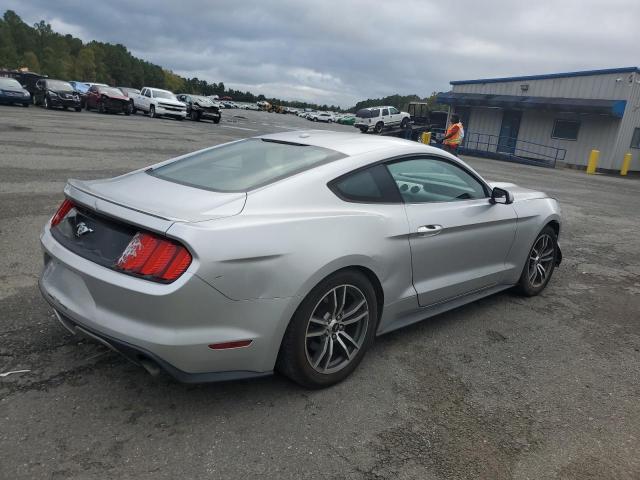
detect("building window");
top-left (551, 120), bottom-right (580, 141)
top-left (631, 128), bottom-right (640, 149)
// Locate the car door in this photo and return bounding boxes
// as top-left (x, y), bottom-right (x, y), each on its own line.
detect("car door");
top-left (140, 88), bottom-right (150, 111)
top-left (381, 108), bottom-right (391, 126)
top-left (86, 86), bottom-right (98, 108)
top-left (35, 79), bottom-right (44, 104)
top-left (386, 156), bottom-right (518, 306)
top-left (389, 106), bottom-right (401, 125)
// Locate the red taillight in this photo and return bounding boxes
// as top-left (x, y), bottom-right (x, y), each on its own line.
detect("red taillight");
top-left (51, 199), bottom-right (75, 227)
top-left (116, 232), bottom-right (192, 282)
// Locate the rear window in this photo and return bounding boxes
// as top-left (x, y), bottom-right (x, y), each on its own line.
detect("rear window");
top-left (356, 108), bottom-right (379, 118)
top-left (149, 138), bottom-right (345, 192)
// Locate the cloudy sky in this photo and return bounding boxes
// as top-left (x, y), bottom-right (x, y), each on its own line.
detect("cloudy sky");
top-left (5, 0), bottom-right (640, 106)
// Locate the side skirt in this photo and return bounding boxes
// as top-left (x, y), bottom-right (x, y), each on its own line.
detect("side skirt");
top-left (376, 283), bottom-right (513, 336)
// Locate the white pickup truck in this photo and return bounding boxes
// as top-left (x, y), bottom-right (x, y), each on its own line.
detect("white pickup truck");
top-left (131, 87), bottom-right (187, 120)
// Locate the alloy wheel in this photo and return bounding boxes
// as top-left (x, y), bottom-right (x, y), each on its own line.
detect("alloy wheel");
top-left (305, 284), bottom-right (369, 374)
top-left (527, 234), bottom-right (555, 288)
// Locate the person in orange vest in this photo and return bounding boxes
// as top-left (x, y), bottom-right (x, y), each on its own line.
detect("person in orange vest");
top-left (441, 114), bottom-right (464, 154)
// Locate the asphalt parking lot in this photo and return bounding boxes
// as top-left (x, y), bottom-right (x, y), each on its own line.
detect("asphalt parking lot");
top-left (1, 105), bottom-right (639, 480)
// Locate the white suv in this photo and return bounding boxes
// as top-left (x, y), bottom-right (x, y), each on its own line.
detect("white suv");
top-left (354, 106), bottom-right (410, 133)
top-left (132, 87), bottom-right (187, 120)
top-left (309, 112), bottom-right (335, 123)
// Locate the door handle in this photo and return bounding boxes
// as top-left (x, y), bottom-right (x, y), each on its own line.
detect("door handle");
top-left (417, 224), bottom-right (443, 236)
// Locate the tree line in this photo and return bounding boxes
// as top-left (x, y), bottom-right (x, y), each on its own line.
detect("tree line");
top-left (0, 10), bottom-right (441, 112)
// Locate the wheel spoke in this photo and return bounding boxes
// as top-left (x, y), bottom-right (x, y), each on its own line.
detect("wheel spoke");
top-left (537, 263), bottom-right (546, 281)
top-left (528, 263), bottom-right (537, 282)
top-left (332, 289), bottom-right (338, 317)
top-left (337, 286), bottom-right (347, 316)
top-left (342, 311), bottom-right (368, 326)
top-left (306, 330), bottom-right (325, 338)
top-left (313, 337), bottom-right (329, 369)
top-left (335, 335), bottom-right (351, 360)
top-left (339, 331), bottom-right (360, 350)
top-left (323, 338), bottom-right (334, 371)
top-left (342, 299), bottom-right (366, 320)
top-left (540, 248), bottom-right (554, 262)
top-left (309, 316), bottom-right (328, 326)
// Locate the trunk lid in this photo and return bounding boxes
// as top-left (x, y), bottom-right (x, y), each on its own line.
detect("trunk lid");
top-left (68, 171), bottom-right (246, 223)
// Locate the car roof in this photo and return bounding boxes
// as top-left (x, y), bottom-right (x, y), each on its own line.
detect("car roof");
top-left (258, 130), bottom-right (433, 156)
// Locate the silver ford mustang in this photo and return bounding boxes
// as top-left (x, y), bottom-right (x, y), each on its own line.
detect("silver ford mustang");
top-left (39, 131), bottom-right (561, 388)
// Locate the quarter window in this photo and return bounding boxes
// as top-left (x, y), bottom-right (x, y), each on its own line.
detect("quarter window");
top-left (552, 120), bottom-right (580, 140)
top-left (330, 164), bottom-right (400, 203)
top-left (386, 157), bottom-right (488, 203)
top-left (630, 127), bottom-right (640, 149)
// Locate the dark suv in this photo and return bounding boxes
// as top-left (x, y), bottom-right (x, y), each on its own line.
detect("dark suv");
top-left (176, 94), bottom-right (221, 123)
top-left (33, 79), bottom-right (82, 111)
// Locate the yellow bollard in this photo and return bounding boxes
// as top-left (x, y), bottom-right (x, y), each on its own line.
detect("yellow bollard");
top-left (586, 149), bottom-right (600, 174)
top-left (421, 131), bottom-right (432, 144)
top-left (621, 152), bottom-right (632, 176)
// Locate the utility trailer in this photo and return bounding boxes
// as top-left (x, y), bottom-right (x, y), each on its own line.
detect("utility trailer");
top-left (363, 103), bottom-right (449, 143)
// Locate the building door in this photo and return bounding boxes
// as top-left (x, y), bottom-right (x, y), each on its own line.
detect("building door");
top-left (497, 110), bottom-right (522, 154)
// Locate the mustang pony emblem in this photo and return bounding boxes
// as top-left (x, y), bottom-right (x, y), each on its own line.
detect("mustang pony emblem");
top-left (75, 222), bottom-right (94, 237)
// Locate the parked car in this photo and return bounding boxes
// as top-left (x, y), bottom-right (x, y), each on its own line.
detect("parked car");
top-left (176, 94), bottom-right (222, 123)
top-left (354, 106), bottom-right (410, 133)
top-left (309, 112), bottom-right (335, 123)
top-left (33, 78), bottom-right (82, 111)
top-left (39, 131), bottom-right (561, 388)
top-left (69, 81), bottom-right (90, 107)
top-left (0, 77), bottom-right (31, 106)
top-left (337, 114), bottom-right (356, 125)
top-left (85, 85), bottom-right (131, 114)
top-left (117, 87), bottom-right (141, 113)
top-left (132, 87), bottom-right (186, 120)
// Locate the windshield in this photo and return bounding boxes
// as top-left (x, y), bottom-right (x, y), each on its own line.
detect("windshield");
top-left (48, 80), bottom-right (74, 91)
top-left (101, 87), bottom-right (124, 96)
top-left (151, 90), bottom-right (176, 100)
top-left (149, 138), bottom-right (345, 192)
top-left (0, 78), bottom-right (22, 89)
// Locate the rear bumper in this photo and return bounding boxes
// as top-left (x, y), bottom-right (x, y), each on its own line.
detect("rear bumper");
top-left (39, 226), bottom-right (293, 381)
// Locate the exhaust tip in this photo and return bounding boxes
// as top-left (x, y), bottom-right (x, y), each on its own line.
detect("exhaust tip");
top-left (138, 357), bottom-right (162, 377)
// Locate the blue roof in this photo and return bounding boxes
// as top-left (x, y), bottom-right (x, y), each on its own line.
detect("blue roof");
top-left (450, 67), bottom-right (640, 85)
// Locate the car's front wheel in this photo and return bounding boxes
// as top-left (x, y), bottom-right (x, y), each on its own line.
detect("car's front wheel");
top-left (149, 105), bottom-right (156, 118)
top-left (516, 226), bottom-right (558, 296)
top-left (277, 270), bottom-right (377, 388)
top-left (374, 121), bottom-right (384, 134)
top-left (400, 117), bottom-right (409, 129)
top-left (43, 96), bottom-right (51, 109)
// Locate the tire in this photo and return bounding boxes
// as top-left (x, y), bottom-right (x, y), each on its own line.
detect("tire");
top-left (44, 96), bottom-right (51, 109)
top-left (359, 127), bottom-right (368, 134)
top-left (276, 269), bottom-right (378, 389)
top-left (74, 107), bottom-right (81, 112)
top-left (374, 121), bottom-right (384, 134)
top-left (400, 117), bottom-right (409, 129)
top-left (63, 106), bottom-right (68, 111)
top-left (190, 110), bottom-right (200, 121)
top-left (124, 109), bottom-right (130, 116)
top-left (98, 102), bottom-right (106, 114)
top-left (85, 101), bottom-right (91, 111)
top-left (130, 101), bottom-right (136, 114)
top-left (313, 117), bottom-right (318, 122)
top-left (149, 105), bottom-right (156, 118)
top-left (176, 116), bottom-right (183, 121)
top-left (23, 103), bottom-right (29, 108)
top-left (32, 96), bottom-right (37, 106)
top-left (515, 226), bottom-right (558, 296)
top-left (213, 117), bottom-right (221, 124)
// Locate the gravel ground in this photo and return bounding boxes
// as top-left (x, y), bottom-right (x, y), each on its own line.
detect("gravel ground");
top-left (1, 105), bottom-right (639, 480)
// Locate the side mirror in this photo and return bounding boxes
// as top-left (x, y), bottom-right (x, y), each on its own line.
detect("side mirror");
top-left (490, 187), bottom-right (514, 205)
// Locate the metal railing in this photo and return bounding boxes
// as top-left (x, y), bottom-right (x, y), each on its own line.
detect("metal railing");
top-left (428, 129), bottom-right (566, 168)
top-left (458, 131), bottom-right (566, 168)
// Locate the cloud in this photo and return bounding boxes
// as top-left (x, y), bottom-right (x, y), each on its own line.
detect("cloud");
top-left (5, 0), bottom-right (640, 107)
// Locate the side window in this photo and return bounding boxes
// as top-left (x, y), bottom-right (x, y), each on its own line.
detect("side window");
top-left (330, 164), bottom-right (400, 203)
top-left (145, 89), bottom-right (152, 98)
top-left (386, 157), bottom-right (488, 203)
top-left (382, 108), bottom-right (389, 116)
top-left (370, 108), bottom-right (380, 117)
top-left (389, 107), bottom-right (399, 114)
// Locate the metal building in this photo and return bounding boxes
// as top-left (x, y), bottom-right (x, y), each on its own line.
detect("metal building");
top-left (436, 67), bottom-right (640, 172)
